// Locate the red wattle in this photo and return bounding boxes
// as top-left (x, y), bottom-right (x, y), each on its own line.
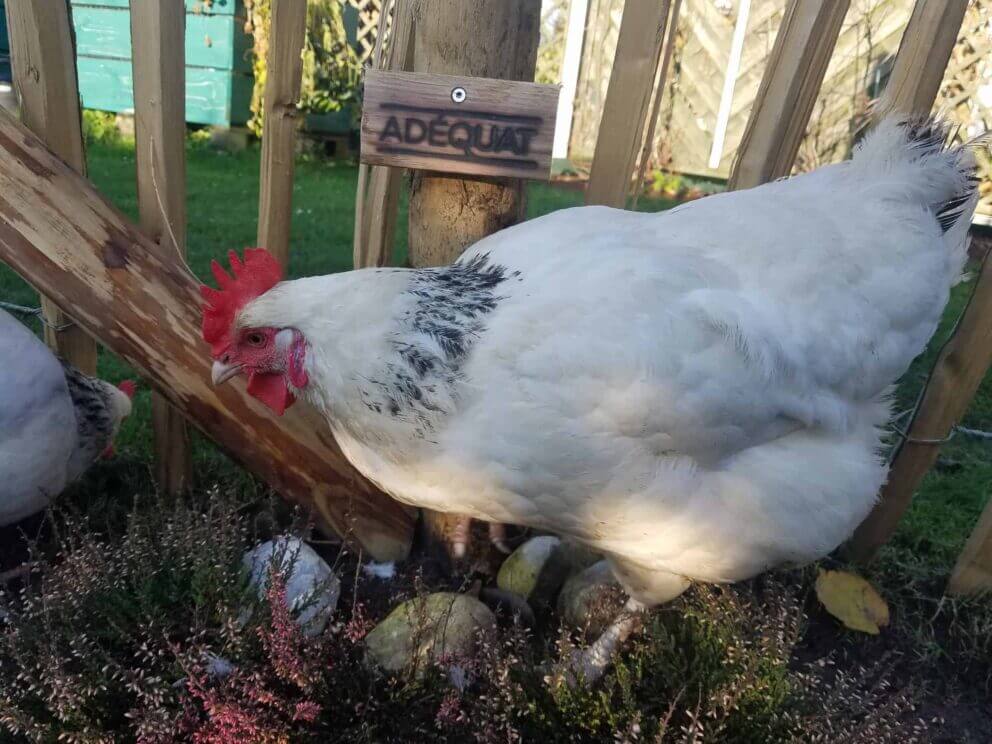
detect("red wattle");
top-left (247, 372), bottom-right (296, 416)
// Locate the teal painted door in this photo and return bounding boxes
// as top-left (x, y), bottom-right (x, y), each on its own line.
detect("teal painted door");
top-left (70, 0), bottom-right (253, 126)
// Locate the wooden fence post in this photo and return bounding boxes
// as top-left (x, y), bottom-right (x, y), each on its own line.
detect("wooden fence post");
top-left (0, 106), bottom-right (415, 561)
top-left (845, 0), bottom-right (973, 564)
top-left (4, 0), bottom-right (98, 375)
top-left (407, 0), bottom-right (541, 560)
top-left (130, 0), bottom-right (192, 496)
top-left (872, 0), bottom-right (969, 121)
top-left (257, 0), bottom-right (308, 269)
top-left (585, 0), bottom-right (671, 208)
top-left (727, 0), bottom-right (849, 190)
top-left (353, 0), bottom-right (415, 270)
top-left (848, 249), bottom-right (992, 564)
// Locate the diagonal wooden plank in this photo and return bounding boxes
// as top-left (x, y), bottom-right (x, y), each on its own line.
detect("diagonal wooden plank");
top-left (872, 0), bottom-right (969, 121)
top-left (728, 0), bottom-right (850, 190)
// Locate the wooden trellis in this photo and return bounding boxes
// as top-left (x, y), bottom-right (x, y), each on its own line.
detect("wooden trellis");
top-left (349, 0), bottom-right (384, 63)
top-left (568, 0), bottom-right (992, 224)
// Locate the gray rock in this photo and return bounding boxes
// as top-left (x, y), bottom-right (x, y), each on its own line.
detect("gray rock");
top-left (242, 536), bottom-right (340, 637)
top-left (365, 592), bottom-right (496, 673)
top-left (496, 536), bottom-right (601, 611)
top-left (557, 561), bottom-right (623, 639)
top-left (497, 536), bottom-right (561, 600)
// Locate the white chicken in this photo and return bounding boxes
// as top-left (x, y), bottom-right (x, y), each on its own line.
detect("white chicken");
top-left (203, 116), bottom-right (978, 680)
top-left (0, 308), bottom-right (135, 525)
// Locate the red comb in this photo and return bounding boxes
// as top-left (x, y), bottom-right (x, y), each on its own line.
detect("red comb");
top-left (117, 380), bottom-right (137, 399)
top-left (200, 248), bottom-right (283, 356)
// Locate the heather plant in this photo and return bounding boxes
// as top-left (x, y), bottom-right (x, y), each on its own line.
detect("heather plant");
top-left (0, 488), bottom-right (254, 741)
top-left (0, 494), bottom-right (937, 744)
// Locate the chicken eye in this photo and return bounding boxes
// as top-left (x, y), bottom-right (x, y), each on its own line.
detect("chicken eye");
top-left (245, 332), bottom-right (265, 347)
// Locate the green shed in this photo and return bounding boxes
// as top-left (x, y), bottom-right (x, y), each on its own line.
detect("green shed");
top-left (70, 0), bottom-right (254, 127)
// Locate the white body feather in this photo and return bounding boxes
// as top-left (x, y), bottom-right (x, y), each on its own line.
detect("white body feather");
top-left (241, 119), bottom-right (976, 602)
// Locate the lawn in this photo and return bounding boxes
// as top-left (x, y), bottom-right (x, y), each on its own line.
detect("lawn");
top-left (1, 125), bottom-right (990, 741)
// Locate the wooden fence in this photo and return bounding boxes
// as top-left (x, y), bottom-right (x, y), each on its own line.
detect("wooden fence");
top-left (0, 0), bottom-right (989, 590)
top-left (568, 0), bottom-right (992, 220)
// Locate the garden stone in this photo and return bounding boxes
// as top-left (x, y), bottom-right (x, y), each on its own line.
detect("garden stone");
top-left (496, 536), bottom-right (600, 611)
top-left (557, 561), bottom-right (623, 639)
top-left (242, 536), bottom-right (340, 637)
top-left (365, 592), bottom-right (496, 673)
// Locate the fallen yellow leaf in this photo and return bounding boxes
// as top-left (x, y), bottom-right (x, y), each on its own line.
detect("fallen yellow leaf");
top-left (815, 569), bottom-right (890, 634)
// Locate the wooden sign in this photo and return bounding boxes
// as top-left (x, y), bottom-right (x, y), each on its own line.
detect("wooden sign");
top-left (360, 70), bottom-right (560, 180)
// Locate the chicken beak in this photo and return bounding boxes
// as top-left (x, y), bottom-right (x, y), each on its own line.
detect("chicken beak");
top-left (211, 360), bottom-right (243, 386)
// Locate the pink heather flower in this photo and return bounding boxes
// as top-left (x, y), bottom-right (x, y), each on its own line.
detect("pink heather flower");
top-left (435, 691), bottom-right (465, 728)
top-left (292, 700), bottom-right (321, 723)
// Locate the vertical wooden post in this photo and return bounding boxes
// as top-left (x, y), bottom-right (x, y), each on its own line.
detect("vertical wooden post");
top-left (353, 0), bottom-right (415, 270)
top-left (849, 251), bottom-right (992, 564)
top-left (407, 0), bottom-right (541, 560)
top-left (845, 0), bottom-right (973, 564)
top-left (130, 0), bottom-right (192, 495)
top-left (585, 0), bottom-right (671, 209)
top-left (257, 0), bottom-right (308, 268)
top-left (871, 0), bottom-right (968, 122)
top-left (4, 0), bottom-right (97, 374)
top-left (727, 0), bottom-right (849, 190)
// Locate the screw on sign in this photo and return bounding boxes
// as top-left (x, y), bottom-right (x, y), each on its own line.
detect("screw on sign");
top-left (361, 70), bottom-right (560, 180)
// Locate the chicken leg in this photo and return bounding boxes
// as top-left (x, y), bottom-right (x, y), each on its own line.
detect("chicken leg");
top-left (451, 517), bottom-right (512, 559)
top-left (568, 562), bottom-right (691, 685)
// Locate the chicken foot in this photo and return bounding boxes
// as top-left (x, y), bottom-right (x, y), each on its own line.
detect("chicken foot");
top-left (451, 517), bottom-right (512, 559)
top-left (566, 563), bottom-right (691, 686)
top-left (568, 597), bottom-right (647, 685)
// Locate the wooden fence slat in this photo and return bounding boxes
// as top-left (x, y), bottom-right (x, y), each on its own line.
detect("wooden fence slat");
top-left (585, 0), bottom-right (671, 208)
top-left (0, 106), bottom-right (415, 561)
top-left (4, 0), bottom-right (98, 374)
top-left (130, 0), bottom-right (192, 496)
top-left (948, 494), bottom-right (992, 596)
top-left (727, 0), bottom-right (850, 190)
top-left (872, 0), bottom-right (969, 121)
top-left (844, 0), bottom-right (976, 564)
top-left (353, 0), bottom-right (414, 270)
top-left (257, 0), bottom-right (308, 268)
top-left (631, 0), bottom-right (682, 207)
top-left (848, 248), bottom-right (992, 564)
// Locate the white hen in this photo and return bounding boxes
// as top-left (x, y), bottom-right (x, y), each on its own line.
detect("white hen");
top-left (204, 117), bottom-right (978, 678)
top-left (0, 309), bottom-right (134, 525)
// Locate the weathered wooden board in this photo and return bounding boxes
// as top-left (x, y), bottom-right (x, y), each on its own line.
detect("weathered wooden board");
top-left (361, 69), bottom-right (559, 180)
